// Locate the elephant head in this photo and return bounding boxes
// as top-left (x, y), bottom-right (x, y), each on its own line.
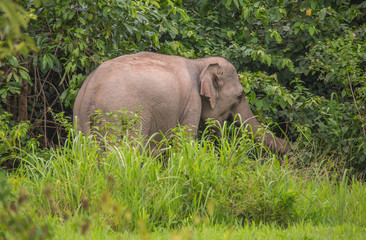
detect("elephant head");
top-left (196, 58), bottom-right (291, 154)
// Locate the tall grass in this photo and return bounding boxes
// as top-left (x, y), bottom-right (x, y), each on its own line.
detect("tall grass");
top-left (1, 121), bottom-right (366, 238)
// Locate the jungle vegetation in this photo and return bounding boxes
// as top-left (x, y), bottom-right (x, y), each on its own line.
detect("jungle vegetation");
top-left (1, 0), bottom-right (365, 239)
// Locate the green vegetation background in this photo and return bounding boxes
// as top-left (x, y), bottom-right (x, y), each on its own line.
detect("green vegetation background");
top-left (1, 0), bottom-right (366, 239)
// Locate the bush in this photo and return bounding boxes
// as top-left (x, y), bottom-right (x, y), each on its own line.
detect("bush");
top-left (305, 31), bottom-right (366, 167)
top-left (0, 112), bottom-right (39, 169)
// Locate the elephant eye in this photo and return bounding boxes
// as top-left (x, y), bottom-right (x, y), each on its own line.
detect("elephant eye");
top-left (236, 92), bottom-right (244, 101)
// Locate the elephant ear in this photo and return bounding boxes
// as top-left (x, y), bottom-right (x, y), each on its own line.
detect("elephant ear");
top-left (200, 63), bottom-right (223, 109)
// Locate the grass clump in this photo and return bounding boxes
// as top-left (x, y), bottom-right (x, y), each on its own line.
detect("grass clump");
top-left (1, 117), bottom-right (365, 239)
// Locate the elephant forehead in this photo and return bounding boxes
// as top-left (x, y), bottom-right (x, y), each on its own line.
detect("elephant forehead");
top-left (218, 60), bottom-right (237, 72)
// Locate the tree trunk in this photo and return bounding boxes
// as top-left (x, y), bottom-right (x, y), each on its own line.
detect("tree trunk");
top-left (17, 80), bottom-right (29, 121)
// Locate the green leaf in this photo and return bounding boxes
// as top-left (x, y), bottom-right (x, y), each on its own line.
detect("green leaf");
top-left (19, 69), bottom-right (29, 81)
top-left (20, 69), bottom-right (33, 86)
top-left (311, 1), bottom-right (317, 10)
top-left (136, 32), bottom-right (141, 42)
top-left (279, 98), bottom-right (287, 109)
top-left (249, 91), bottom-right (256, 104)
top-left (45, 54), bottom-right (53, 69)
top-left (294, 21), bottom-right (301, 27)
top-left (266, 55), bottom-right (272, 66)
top-left (287, 97), bottom-right (294, 106)
top-left (294, 27), bottom-right (300, 35)
top-left (308, 26), bottom-right (315, 36)
top-left (233, 0), bottom-right (239, 8)
top-left (274, 32), bottom-right (282, 44)
top-left (124, 24), bottom-right (133, 34)
top-left (342, 89), bottom-right (347, 98)
top-left (275, 8), bottom-right (281, 20)
top-left (41, 55), bottom-right (47, 70)
top-left (319, 8), bottom-right (327, 20)
top-left (32, 56), bottom-right (38, 67)
top-left (243, 7), bottom-right (250, 19)
top-left (102, 7), bottom-right (109, 17)
top-left (60, 89), bottom-right (70, 107)
top-left (225, 0), bottom-right (232, 9)
top-left (177, 9), bottom-right (189, 21)
top-left (149, 1), bottom-right (160, 8)
top-left (169, 25), bottom-right (179, 39)
top-left (50, 54), bottom-right (61, 69)
top-left (1, 91), bottom-right (8, 102)
top-left (13, 73), bottom-right (19, 83)
top-left (8, 56), bottom-right (18, 66)
top-left (6, 72), bottom-right (13, 82)
top-left (255, 99), bottom-right (264, 110)
top-left (287, 61), bottom-right (295, 72)
top-left (152, 33), bottom-right (159, 47)
top-left (67, 11), bottom-right (75, 20)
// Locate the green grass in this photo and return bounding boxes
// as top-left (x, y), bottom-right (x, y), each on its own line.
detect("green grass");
top-left (1, 123), bottom-right (366, 239)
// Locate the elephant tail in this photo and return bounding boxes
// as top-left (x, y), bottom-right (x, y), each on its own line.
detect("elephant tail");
top-left (73, 111), bottom-right (91, 133)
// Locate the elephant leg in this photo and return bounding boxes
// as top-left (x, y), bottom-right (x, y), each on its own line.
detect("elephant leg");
top-left (178, 94), bottom-right (202, 138)
top-left (178, 110), bottom-right (201, 138)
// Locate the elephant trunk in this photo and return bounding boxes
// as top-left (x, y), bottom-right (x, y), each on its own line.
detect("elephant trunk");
top-left (235, 99), bottom-right (291, 154)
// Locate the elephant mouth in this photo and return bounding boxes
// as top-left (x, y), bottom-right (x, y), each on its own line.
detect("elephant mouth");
top-left (226, 114), bottom-right (234, 123)
top-left (198, 114), bottom-right (241, 134)
top-left (226, 114), bottom-right (241, 127)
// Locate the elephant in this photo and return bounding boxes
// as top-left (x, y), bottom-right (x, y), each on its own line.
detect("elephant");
top-left (73, 52), bottom-right (291, 154)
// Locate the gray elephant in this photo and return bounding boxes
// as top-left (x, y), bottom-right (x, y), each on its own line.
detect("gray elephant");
top-left (73, 52), bottom-right (290, 154)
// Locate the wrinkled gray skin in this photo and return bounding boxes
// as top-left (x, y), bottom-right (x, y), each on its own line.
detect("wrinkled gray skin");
top-left (73, 52), bottom-right (290, 154)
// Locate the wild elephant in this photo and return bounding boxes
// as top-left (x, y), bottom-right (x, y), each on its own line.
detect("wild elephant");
top-left (73, 52), bottom-right (290, 153)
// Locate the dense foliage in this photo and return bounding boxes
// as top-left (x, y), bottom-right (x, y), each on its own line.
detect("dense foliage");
top-left (1, 0), bottom-right (365, 170)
